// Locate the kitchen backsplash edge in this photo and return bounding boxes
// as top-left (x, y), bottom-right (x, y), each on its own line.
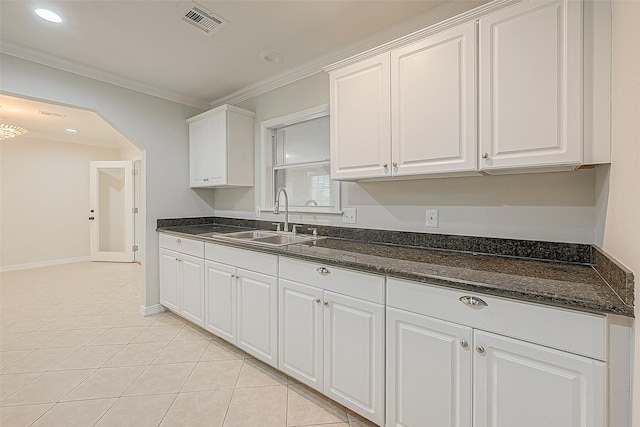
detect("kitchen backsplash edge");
top-left (156, 216), bottom-right (592, 263)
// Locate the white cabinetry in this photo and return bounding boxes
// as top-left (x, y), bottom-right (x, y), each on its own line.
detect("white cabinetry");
top-left (386, 278), bottom-right (606, 427)
top-left (159, 234), bottom-right (205, 327)
top-left (279, 258), bottom-right (385, 425)
top-left (479, 0), bottom-right (582, 172)
top-left (187, 104), bottom-right (255, 188)
top-left (329, 22), bottom-right (476, 180)
top-left (204, 243), bottom-right (278, 368)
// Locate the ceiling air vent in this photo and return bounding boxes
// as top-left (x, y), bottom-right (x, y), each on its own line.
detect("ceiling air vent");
top-left (181, 4), bottom-right (226, 35)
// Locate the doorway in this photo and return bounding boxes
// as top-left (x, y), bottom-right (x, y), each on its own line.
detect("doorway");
top-left (89, 160), bottom-right (136, 262)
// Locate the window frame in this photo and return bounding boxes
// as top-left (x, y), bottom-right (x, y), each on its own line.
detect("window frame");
top-left (259, 104), bottom-right (341, 215)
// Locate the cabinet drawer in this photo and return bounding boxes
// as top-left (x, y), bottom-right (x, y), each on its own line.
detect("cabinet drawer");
top-left (159, 234), bottom-right (204, 258)
top-left (205, 243), bottom-right (278, 276)
top-left (387, 278), bottom-right (606, 361)
top-left (279, 257), bottom-right (384, 304)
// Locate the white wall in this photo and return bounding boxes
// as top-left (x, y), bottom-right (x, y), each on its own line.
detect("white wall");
top-left (0, 137), bottom-right (120, 268)
top-left (214, 72), bottom-right (600, 244)
top-left (0, 54), bottom-right (212, 308)
top-left (603, 1), bottom-right (640, 423)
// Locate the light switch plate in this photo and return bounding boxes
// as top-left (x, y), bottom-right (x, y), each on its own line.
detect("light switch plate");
top-left (343, 208), bottom-right (357, 224)
top-left (426, 209), bottom-right (438, 228)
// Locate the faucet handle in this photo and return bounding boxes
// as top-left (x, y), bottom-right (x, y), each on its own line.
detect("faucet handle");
top-left (291, 225), bottom-right (301, 235)
top-left (271, 222), bottom-right (281, 232)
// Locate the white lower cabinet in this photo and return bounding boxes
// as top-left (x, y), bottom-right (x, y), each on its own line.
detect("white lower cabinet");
top-left (204, 243), bottom-right (278, 368)
top-left (279, 259), bottom-right (385, 425)
top-left (386, 307), bottom-right (472, 427)
top-left (159, 235), bottom-right (205, 327)
top-left (386, 278), bottom-right (607, 427)
top-left (474, 330), bottom-right (605, 427)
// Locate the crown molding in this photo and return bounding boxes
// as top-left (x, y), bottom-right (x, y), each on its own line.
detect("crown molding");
top-left (0, 42), bottom-right (211, 110)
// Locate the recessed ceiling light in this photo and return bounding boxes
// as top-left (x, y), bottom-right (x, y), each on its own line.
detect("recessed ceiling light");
top-left (259, 51), bottom-right (283, 64)
top-left (35, 8), bottom-right (63, 23)
top-left (66, 128), bottom-right (78, 133)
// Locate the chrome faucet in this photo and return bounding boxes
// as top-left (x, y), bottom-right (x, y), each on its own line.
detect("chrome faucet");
top-left (273, 187), bottom-right (289, 233)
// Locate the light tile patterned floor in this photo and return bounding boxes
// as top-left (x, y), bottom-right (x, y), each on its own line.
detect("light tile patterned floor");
top-left (0, 262), bottom-right (378, 427)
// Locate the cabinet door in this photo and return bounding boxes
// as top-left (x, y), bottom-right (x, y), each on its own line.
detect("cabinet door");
top-left (204, 261), bottom-right (237, 344)
top-left (236, 269), bottom-right (278, 368)
top-left (479, 0), bottom-right (582, 171)
top-left (330, 52), bottom-right (391, 180)
top-left (179, 254), bottom-right (205, 327)
top-left (474, 330), bottom-right (606, 427)
top-left (159, 248), bottom-right (180, 312)
top-left (278, 279), bottom-right (324, 392)
top-left (391, 21), bottom-right (477, 176)
top-left (189, 112), bottom-right (227, 187)
top-left (386, 307), bottom-right (472, 427)
top-left (323, 291), bottom-right (384, 425)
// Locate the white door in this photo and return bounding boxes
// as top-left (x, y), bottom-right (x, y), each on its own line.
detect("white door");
top-left (204, 261), bottom-right (237, 344)
top-left (391, 21), bottom-right (477, 176)
top-left (89, 161), bottom-right (134, 262)
top-left (179, 254), bottom-right (205, 328)
top-left (478, 0), bottom-right (582, 170)
top-left (474, 330), bottom-right (606, 427)
top-left (323, 291), bottom-right (384, 425)
top-left (386, 307), bottom-right (472, 427)
top-left (330, 52), bottom-right (391, 180)
top-left (236, 269), bottom-right (278, 368)
top-left (278, 279), bottom-right (324, 392)
top-left (159, 248), bottom-right (180, 312)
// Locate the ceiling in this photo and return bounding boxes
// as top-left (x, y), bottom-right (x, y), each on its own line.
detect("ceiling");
top-left (0, 94), bottom-right (128, 147)
top-left (0, 0), bottom-right (488, 146)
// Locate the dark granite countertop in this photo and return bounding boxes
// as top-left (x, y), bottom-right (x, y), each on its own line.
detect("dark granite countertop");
top-left (157, 223), bottom-right (634, 317)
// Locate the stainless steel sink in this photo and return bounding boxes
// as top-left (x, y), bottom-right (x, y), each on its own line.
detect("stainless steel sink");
top-left (217, 230), bottom-right (278, 240)
top-left (251, 234), bottom-right (316, 246)
top-left (213, 229), bottom-right (323, 247)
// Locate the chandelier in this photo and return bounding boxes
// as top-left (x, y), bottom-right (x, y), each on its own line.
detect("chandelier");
top-left (0, 116), bottom-right (28, 140)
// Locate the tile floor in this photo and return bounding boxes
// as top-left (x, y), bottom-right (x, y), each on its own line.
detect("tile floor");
top-left (0, 262), bottom-right (378, 427)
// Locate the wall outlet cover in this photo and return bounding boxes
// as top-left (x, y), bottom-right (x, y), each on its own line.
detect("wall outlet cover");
top-left (426, 209), bottom-right (438, 228)
top-left (343, 208), bottom-right (357, 224)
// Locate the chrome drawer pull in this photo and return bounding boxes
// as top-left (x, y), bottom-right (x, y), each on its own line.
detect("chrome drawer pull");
top-left (460, 340), bottom-right (469, 349)
top-left (476, 345), bottom-right (486, 355)
top-left (459, 296), bottom-right (488, 309)
top-left (316, 267), bottom-right (330, 276)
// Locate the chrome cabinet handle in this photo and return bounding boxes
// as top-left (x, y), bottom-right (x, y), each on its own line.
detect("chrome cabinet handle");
top-left (460, 340), bottom-right (469, 349)
top-left (176, 239), bottom-right (182, 244)
top-left (393, 162), bottom-right (397, 167)
top-left (316, 298), bottom-right (321, 304)
top-left (323, 301), bottom-right (329, 307)
top-left (383, 163), bottom-right (388, 168)
top-left (482, 153), bottom-right (489, 159)
top-left (459, 296), bottom-right (488, 309)
top-left (316, 267), bottom-right (330, 276)
top-left (476, 345), bottom-right (486, 355)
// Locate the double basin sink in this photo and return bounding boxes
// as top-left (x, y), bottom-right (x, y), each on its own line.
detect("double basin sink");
top-left (200, 229), bottom-right (324, 247)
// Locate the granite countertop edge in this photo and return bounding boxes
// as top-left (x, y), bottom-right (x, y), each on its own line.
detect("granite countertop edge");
top-left (157, 227), bottom-right (634, 318)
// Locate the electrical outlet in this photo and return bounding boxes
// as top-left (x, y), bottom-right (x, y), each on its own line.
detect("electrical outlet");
top-left (255, 206), bottom-right (261, 218)
top-left (342, 208), bottom-right (357, 224)
top-left (426, 209), bottom-right (438, 228)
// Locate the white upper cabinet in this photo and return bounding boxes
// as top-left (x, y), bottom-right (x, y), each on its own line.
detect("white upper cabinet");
top-left (327, 0), bottom-right (611, 178)
top-left (391, 21), bottom-right (477, 176)
top-left (479, 0), bottom-right (582, 172)
top-left (188, 104), bottom-right (255, 188)
top-left (329, 22), bottom-right (476, 180)
top-left (330, 53), bottom-right (391, 180)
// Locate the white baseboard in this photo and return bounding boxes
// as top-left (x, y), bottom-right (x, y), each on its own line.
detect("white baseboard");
top-left (139, 304), bottom-right (165, 317)
top-left (0, 256), bottom-right (91, 273)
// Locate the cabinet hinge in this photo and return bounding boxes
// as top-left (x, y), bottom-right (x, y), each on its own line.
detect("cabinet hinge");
top-left (132, 169), bottom-right (138, 176)
top-left (132, 245), bottom-right (139, 252)
top-left (132, 207), bottom-right (139, 214)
